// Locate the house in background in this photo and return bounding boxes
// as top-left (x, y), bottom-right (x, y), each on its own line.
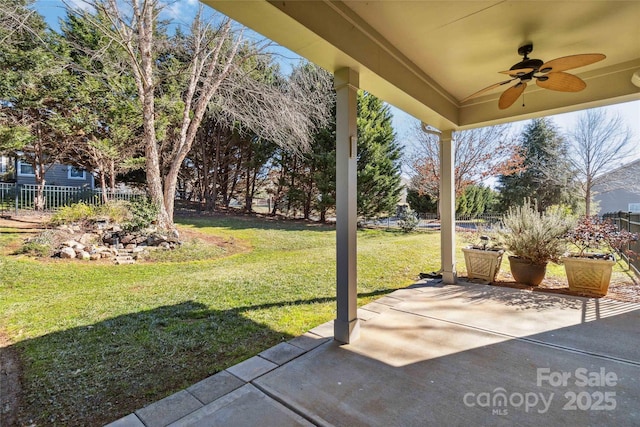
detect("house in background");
top-left (0, 155), bottom-right (95, 189)
top-left (593, 159), bottom-right (640, 214)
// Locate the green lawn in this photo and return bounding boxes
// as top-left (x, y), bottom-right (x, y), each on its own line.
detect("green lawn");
top-left (3, 215), bottom-right (633, 425)
top-left (0, 215), bottom-right (441, 426)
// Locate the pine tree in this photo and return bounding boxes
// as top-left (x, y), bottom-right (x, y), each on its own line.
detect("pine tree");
top-left (356, 92), bottom-right (403, 218)
top-left (0, 4), bottom-right (78, 209)
top-left (498, 118), bottom-right (576, 211)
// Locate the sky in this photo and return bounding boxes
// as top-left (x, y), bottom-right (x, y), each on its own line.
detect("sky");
top-left (35, 0), bottom-right (640, 164)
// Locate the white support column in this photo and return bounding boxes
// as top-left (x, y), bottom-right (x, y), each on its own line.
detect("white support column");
top-left (334, 68), bottom-right (360, 344)
top-left (439, 129), bottom-right (457, 284)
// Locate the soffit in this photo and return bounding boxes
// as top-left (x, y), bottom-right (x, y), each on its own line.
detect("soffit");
top-left (204, 1), bottom-right (640, 130)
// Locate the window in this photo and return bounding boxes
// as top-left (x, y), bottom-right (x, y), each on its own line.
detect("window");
top-left (68, 167), bottom-right (86, 180)
top-left (0, 157), bottom-right (6, 173)
top-left (17, 161), bottom-right (35, 176)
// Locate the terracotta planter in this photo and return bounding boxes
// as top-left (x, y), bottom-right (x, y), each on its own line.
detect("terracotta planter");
top-left (561, 255), bottom-right (616, 296)
top-left (462, 247), bottom-right (504, 282)
top-left (508, 256), bottom-right (547, 286)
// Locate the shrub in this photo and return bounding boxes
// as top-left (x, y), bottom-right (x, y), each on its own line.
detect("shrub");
top-left (565, 216), bottom-right (637, 259)
top-left (123, 197), bottom-right (159, 231)
top-left (500, 199), bottom-right (574, 265)
top-left (397, 208), bottom-right (419, 233)
top-left (50, 202), bottom-right (97, 225)
top-left (98, 200), bottom-right (133, 224)
top-left (15, 230), bottom-right (57, 257)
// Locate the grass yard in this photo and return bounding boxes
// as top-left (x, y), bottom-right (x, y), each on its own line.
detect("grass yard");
top-left (0, 215), bottom-right (441, 426)
top-left (1, 214), bottom-right (637, 425)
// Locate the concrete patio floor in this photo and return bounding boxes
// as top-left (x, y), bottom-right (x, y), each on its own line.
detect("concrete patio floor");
top-left (107, 280), bottom-right (640, 427)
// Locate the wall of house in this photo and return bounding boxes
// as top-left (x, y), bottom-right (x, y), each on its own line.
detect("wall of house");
top-left (595, 188), bottom-right (640, 214)
top-left (593, 159), bottom-right (640, 214)
top-left (16, 161), bottom-right (94, 188)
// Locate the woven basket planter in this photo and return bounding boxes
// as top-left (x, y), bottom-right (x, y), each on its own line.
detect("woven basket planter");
top-left (561, 255), bottom-right (616, 296)
top-left (462, 247), bottom-right (504, 282)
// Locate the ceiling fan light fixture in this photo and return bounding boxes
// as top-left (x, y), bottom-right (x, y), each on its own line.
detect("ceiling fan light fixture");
top-left (462, 44), bottom-right (605, 109)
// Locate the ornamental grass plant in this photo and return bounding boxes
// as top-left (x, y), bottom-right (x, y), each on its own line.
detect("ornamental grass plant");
top-left (499, 199), bottom-right (574, 265)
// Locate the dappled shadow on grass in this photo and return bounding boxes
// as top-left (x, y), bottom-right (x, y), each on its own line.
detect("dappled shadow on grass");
top-left (7, 289), bottom-right (394, 426)
top-left (9, 301), bottom-right (293, 426)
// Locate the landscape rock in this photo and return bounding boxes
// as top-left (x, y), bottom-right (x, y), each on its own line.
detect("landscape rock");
top-left (79, 233), bottom-right (96, 245)
top-left (60, 247), bottom-right (76, 259)
top-left (51, 221), bottom-right (181, 264)
top-left (62, 240), bottom-right (80, 248)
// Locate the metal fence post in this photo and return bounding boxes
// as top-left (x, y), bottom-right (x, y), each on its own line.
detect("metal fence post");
top-left (15, 183), bottom-right (19, 216)
top-left (628, 211), bottom-right (632, 270)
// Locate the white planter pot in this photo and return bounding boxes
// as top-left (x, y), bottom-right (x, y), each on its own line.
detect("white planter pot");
top-left (561, 255), bottom-right (616, 296)
top-left (462, 247), bottom-right (504, 282)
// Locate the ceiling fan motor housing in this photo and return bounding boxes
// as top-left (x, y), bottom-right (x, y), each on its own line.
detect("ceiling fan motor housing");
top-left (461, 42), bottom-right (605, 109)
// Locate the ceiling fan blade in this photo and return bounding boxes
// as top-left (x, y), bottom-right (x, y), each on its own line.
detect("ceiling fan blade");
top-left (498, 82), bottom-right (526, 109)
top-left (461, 79), bottom-right (515, 103)
top-left (499, 68), bottom-right (534, 77)
top-left (538, 53), bottom-right (605, 74)
top-left (536, 72), bottom-right (586, 92)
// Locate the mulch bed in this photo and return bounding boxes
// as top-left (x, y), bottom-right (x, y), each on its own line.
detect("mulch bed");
top-left (472, 270), bottom-right (640, 303)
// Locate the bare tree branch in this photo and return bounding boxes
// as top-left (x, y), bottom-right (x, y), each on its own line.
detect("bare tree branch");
top-left (566, 108), bottom-right (635, 215)
top-left (408, 123), bottom-right (522, 201)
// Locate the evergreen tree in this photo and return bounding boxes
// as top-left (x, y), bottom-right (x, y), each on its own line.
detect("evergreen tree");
top-left (356, 91), bottom-right (403, 218)
top-left (310, 120), bottom-right (336, 222)
top-left (456, 184), bottom-right (497, 216)
top-left (498, 118), bottom-right (576, 211)
top-left (60, 12), bottom-right (142, 198)
top-left (0, 4), bottom-right (78, 209)
top-left (406, 188), bottom-right (437, 214)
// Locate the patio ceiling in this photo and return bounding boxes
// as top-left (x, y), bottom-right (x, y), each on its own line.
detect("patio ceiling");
top-left (203, 0), bottom-right (640, 131)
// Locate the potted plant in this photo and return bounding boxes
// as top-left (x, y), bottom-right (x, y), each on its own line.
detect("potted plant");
top-left (499, 199), bottom-right (573, 286)
top-left (561, 216), bottom-right (637, 296)
top-left (462, 232), bottom-right (504, 282)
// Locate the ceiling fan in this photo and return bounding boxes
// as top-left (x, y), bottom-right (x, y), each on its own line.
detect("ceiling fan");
top-left (461, 43), bottom-right (605, 109)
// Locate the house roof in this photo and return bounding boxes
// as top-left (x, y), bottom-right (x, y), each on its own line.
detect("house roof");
top-left (203, 1), bottom-right (640, 131)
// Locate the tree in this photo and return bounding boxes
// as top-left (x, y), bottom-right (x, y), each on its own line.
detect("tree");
top-left (409, 124), bottom-right (521, 206)
top-left (0, 4), bottom-right (78, 209)
top-left (566, 108), bottom-right (634, 216)
top-left (456, 184), bottom-right (497, 216)
top-left (498, 118), bottom-right (576, 211)
top-left (181, 60), bottom-right (333, 214)
top-left (356, 91), bottom-right (403, 218)
top-left (406, 188), bottom-right (437, 215)
top-left (0, 0), bottom-right (39, 46)
top-left (310, 117), bottom-right (336, 222)
top-left (59, 12), bottom-right (143, 200)
top-left (67, 1), bottom-right (249, 231)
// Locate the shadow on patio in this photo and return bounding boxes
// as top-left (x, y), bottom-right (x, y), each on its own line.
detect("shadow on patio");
top-left (106, 281), bottom-right (640, 426)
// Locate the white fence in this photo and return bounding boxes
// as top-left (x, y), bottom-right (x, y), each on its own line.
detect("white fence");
top-left (0, 183), bottom-right (143, 215)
